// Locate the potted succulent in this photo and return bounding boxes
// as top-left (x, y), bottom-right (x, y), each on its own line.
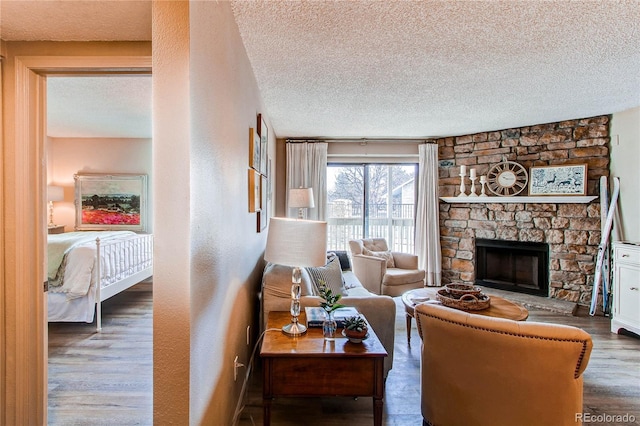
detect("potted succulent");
top-left (343, 315), bottom-right (369, 343)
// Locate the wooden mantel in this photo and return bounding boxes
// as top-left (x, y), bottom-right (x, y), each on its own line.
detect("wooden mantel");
top-left (440, 196), bottom-right (597, 204)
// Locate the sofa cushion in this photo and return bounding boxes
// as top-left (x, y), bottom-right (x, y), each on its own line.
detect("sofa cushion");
top-left (363, 247), bottom-right (396, 268)
top-left (306, 253), bottom-right (345, 296)
top-left (382, 268), bottom-right (426, 286)
top-left (343, 283), bottom-right (372, 297)
top-left (262, 262), bottom-right (315, 298)
top-left (342, 270), bottom-right (361, 290)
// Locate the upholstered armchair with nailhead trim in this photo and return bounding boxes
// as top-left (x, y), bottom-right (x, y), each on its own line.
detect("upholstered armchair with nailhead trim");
top-left (415, 302), bottom-right (593, 426)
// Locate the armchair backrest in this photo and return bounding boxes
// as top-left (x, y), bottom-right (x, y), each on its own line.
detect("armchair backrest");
top-left (415, 303), bottom-right (593, 426)
top-left (349, 238), bottom-right (389, 255)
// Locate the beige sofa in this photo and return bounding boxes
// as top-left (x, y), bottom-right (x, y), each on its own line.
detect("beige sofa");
top-left (415, 302), bottom-right (593, 426)
top-left (261, 260), bottom-right (396, 377)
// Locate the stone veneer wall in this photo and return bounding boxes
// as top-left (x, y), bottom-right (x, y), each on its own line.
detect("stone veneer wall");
top-left (432, 115), bottom-right (610, 303)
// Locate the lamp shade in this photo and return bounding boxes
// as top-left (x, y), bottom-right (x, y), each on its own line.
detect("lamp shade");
top-left (47, 185), bottom-right (64, 202)
top-left (288, 187), bottom-right (315, 209)
top-left (264, 217), bottom-right (327, 267)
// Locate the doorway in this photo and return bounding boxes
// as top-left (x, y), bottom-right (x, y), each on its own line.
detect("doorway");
top-left (3, 55), bottom-right (151, 424)
top-left (45, 73), bottom-right (153, 423)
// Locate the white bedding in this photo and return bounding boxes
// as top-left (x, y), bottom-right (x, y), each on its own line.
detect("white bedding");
top-left (48, 231), bottom-right (138, 299)
top-left (47, 231), bottom-right (153, 323)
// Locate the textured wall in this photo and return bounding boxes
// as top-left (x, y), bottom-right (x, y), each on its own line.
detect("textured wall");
top-left (152, 2), bottom-right (192, 422)
top-left (434, 115), bottom-right (610, 303)
top-left (610, 107), bottom-right (640, 243)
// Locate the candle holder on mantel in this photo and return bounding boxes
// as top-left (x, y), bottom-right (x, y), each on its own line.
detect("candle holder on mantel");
top-left (480, 175), bottom-right (487, 196)
top-left (457, 172), bottom-right (467, 197)
top-left (469, 175), bottom-right (478, 197)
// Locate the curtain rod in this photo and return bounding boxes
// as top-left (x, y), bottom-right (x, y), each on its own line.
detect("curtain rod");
top-left (286, 138), bottom-right (434, 144)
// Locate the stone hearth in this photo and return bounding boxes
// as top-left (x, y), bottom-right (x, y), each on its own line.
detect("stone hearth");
top-left (432, 115), bottom-right (610, 304)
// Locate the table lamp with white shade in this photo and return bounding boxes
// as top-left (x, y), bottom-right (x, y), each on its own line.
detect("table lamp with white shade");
top-left (288, 187), bottom-right (315, 219)
top-left (264, 217), bottom-right (327, 336)
top-left (47, 185), bottom-right (64, 227)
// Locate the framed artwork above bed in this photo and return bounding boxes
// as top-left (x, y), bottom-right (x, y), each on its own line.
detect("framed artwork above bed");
top-left (74, 173), bottom-right (148, 231)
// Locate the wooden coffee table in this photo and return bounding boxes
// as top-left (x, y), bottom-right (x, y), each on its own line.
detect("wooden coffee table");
top-left (260, 311), bottom-right (387, 426)
top-left (402, 287), bottom-right (529, 343)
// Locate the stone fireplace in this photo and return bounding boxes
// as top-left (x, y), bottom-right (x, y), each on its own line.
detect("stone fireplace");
top-left (432, 115), bottom-right (610, 304)
top-left (475, 239), bottom-right (549, 296)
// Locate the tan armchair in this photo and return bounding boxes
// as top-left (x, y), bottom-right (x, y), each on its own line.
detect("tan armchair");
top-left (349, 238), bottom-right (426, 297)
top-left (415, 303), bottom-right (593, 426)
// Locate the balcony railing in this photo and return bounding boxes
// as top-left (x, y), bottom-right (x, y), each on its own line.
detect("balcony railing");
top-left (327, 202), bottom-right (415, 253)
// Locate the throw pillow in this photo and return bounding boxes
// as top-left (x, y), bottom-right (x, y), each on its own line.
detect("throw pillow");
top-left (363, 247), bottom-right (396, 268)
top-left (333, 250), bottom-right (352, 271)
top-left (306, 253), bottom-right (346, 296)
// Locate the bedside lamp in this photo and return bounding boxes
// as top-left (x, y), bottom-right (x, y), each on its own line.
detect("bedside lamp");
top-left (264, 217), bottom-right (327, 336)
top-left (288, 187), bottom-right (315, 219)
top-left (47, 185), bottom-right (64, 227)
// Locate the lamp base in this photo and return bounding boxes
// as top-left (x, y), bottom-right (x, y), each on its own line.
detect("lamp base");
top-left (282, 321), bottom-right (307, 336)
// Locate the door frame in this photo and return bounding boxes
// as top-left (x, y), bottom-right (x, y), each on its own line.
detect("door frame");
top-left (2, 55), bottom-right (151, 424)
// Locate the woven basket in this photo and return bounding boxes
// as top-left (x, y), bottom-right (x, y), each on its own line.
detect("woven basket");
top-left (436, 289), bottom-right (491, 311)
top-left (444, 283), bottom-right (483, 297)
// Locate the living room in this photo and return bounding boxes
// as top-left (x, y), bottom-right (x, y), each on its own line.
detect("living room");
top-left (2, 1), bottom-right (639, 425)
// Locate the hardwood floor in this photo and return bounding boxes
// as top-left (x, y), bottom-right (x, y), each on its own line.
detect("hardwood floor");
top-left (48, 283), bottom-right (640, 425)
top-left (238, 298), bottom-right (640, 426)
top-left (48, 281), bottom-right (153, 425)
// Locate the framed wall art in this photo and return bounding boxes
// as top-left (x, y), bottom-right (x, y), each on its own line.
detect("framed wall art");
top-left (258, 114), bottom-right (268, 174)
top-left (74, 173), bottom-right (147, 231)
top-left (249, 128), bottom-right (261, 171)
top-left (258, 174), bottom-right (269, 232)
top-left (248, 169), bottom-right (261, 212)
top-left (529, 164), bottom-right (587, 196)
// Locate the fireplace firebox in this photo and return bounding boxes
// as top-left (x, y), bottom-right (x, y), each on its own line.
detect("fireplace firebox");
top-left (475, 239), bottom-right (549, 296)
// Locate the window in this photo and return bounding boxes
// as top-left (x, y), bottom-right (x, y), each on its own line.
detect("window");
top-left (327, 163), bottom-right (418, 253)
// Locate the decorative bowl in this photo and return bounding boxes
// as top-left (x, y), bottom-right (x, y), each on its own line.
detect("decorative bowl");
top-left (436, 289), bottom-right (491, 311)
top-left (445, 283), bottom-right (483, 297)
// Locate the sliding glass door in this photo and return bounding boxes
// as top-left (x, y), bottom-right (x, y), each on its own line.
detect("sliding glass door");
top-left (327, 163), bottom-right (418, 253)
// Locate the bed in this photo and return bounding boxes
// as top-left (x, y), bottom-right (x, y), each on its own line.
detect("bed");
top-left (47, 230), bottom-right (153, 331)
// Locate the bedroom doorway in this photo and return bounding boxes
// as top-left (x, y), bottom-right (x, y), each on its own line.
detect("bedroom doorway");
top-left (5, 55), bottom-right (151, 424)
top-left (45, 72), bottom-right (154, 423)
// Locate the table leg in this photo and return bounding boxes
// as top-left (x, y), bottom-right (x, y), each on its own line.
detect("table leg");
top-left (263, 397), bottom-right (271, 426)
top-left (373, 396), bottom-right (383, 426)
top-left (263, 358), bottom-right (272, 426)
top-left (405, 312), bottom-right (412, 343)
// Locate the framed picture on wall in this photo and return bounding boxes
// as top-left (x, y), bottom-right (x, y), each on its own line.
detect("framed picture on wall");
top-left (258, 174), bottom-right (268, 232)
top-left (529, 164), bottom-right (588, 196)
top-left (74, 173), bottom-right (147, 231)
top-left (249, 128), bottom-right (261, 171)
top-left (248, 169), bottom-right (261, 212)
top-left (258, 114), bottom-right (268, 174)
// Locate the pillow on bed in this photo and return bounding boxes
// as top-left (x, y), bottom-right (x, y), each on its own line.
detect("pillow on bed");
top-left (306, 253), bottom-right (346, 296)
top-left (363, 247), bottom-right (395, 268)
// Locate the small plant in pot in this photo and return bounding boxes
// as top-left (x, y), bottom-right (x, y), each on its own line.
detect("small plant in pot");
top-left (343, 315), bottom-right (368, 342)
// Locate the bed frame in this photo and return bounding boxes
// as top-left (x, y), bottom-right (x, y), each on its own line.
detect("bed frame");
top-left (94, 233), bottom-right (153, 332)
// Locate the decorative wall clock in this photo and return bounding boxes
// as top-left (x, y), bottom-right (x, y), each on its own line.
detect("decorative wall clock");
top-left (486, 161), bottom-right (528, 196)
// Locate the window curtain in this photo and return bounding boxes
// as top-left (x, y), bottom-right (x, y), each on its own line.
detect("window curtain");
top-left (286, 142), bottom-right (328, 220)
top-left (415, 143), bottom-right (442, 286)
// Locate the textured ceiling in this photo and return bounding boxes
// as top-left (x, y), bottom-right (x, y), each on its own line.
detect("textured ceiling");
top-left (0, 0), bottom-right (151, 41)
top-left (231, 0), bottom-right (640, 138)
top-left (2, 1), bottom-right (639, 140)
top-left (47, 76), bottom-right (152, 139)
